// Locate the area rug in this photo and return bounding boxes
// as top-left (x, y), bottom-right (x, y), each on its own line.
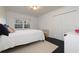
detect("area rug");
top-left (3, 41), bottom-right (59, 53)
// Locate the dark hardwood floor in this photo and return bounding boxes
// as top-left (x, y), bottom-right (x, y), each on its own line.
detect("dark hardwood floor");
top-left (46, 37), bottom-right (64, 53)
top-left (1, 37), bottom-right (64, 53)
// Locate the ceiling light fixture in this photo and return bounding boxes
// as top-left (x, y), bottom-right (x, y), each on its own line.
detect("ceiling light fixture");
top-left (30, 6), bottom-right (40, 10)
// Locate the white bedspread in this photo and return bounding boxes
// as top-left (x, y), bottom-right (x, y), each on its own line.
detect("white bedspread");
top-left (0, 29), bottom-right (45, 52)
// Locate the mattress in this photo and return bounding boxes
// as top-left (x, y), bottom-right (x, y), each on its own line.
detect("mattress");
top-left (0, 29), bottom-right (45, 52)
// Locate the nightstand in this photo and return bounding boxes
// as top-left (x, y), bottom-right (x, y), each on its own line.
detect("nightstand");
top-left (44, 32), bottom-right (48, 39)
top-left (42, 29), bottom-right (49, 39)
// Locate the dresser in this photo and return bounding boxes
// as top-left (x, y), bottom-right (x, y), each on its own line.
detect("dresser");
top-left (64, 31), bottom-right (79, 53)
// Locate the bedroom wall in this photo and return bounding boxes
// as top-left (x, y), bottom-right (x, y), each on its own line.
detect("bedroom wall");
top-left (6, 11), bottom-right (38, 29)
top-left (38, 6), bottom-right (79, 41)
top-left (0, 7), bottom-right (6, 24)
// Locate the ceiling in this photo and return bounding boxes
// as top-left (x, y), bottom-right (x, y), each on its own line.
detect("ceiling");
top-left (5, 6), bottom-right (62, 17)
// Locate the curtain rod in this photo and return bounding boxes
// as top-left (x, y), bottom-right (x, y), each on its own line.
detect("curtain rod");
top-left (53, 10), bottom-right (77, 17)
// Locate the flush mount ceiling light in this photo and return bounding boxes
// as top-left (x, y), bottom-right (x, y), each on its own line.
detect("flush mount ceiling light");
top-left (30, 6), bottom-right (40, 10)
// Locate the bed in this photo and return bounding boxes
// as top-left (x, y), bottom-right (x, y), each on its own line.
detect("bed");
top-left (0, 29), bottom-right (45, 52)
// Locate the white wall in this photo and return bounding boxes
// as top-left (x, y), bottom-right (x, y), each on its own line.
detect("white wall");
top-left (6, 11), bottom-right (38, 29)
top-left (0, 7), bottom-right (6, 24)
top-left (38, 7), bottom-right (79, 41)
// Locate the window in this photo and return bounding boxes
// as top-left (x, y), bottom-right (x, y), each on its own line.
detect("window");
top-left (14, 19), bottom-right (30, 29)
